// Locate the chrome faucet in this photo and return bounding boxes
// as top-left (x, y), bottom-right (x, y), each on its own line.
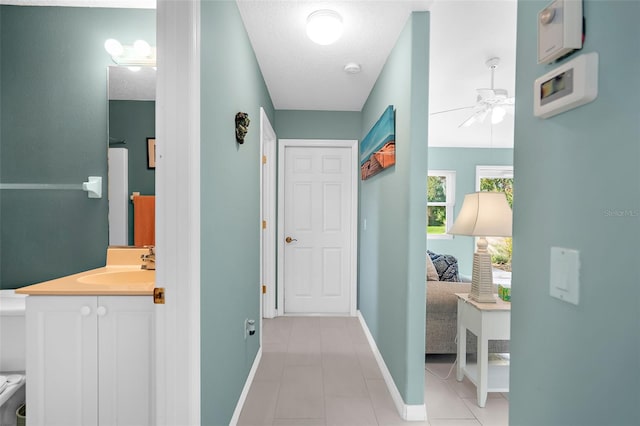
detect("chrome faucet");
top-left (141, 246), bottom-right (155, 270)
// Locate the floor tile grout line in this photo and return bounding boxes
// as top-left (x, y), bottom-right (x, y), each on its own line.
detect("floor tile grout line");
top-left (255, 317), bottom-right (508, 426)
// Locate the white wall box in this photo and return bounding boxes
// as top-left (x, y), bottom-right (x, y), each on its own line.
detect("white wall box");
top-left (538, 0), bottom-right (583, 64)
top-left (26, 296), bottom-right (155, 426)
top-left (533, 52), bottom-right (598, 119)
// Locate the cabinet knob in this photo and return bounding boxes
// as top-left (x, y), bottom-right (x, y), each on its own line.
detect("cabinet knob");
top-left (96, 306), bottom-right (107, 316)
top-left (80, 306), bottom-right (91, 316)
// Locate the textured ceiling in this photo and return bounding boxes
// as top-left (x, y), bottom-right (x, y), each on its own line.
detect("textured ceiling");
top-left (3, 0), bottom-right (517, 147)
top-left (237, 0), bottom-right (433, 112)
top-left (238, 0), bottom-right (517, 147)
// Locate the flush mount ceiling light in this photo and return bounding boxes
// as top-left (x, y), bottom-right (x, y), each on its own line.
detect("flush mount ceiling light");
top-left (306, 9), bottom-right (343, 45)
top-left (104, 38), bottom-right (156, 67)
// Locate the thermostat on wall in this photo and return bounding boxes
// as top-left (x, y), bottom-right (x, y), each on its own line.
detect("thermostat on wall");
top-left (534, 52), bottom-right (598, 119)
top-left (538, 0), bottom-right (583, 64)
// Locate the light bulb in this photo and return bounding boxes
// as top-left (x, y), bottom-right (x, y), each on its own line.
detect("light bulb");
top-left (128, 66), bottom-right (141, 72)
top-left (104, 38), bottom-right (123, 57)
top-left (491, 106), bottom-right (506, 124)
top-left (133, 40), bottom-right (152, 57)
top-left (306, 10), bottom-right (343, 45)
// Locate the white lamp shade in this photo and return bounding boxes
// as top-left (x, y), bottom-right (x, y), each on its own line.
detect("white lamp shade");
top-left (448, 192), bottom-right (512, 237)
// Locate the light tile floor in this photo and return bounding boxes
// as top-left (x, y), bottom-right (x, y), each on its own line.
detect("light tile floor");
top-left (238, 317), bottom-right (508, 426)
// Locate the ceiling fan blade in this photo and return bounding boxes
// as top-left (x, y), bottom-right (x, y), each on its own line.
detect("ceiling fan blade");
top-left (459, 115), bottom-right (476, 128)
top-left (458, 107), bottom-right (490, 128)
top-left (430, 105), bottom-right (475, 116)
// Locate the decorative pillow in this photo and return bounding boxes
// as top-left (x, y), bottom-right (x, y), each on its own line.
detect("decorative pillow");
top-left (426, 254), bottom-right (439, 281)
top-left (427, 250), bottom-right (460, 282)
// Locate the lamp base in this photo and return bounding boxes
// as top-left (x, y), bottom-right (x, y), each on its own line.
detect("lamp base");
top-left (469, 250), bottom-right (496, 303)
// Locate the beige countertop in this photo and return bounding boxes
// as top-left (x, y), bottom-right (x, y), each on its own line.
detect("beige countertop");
top-left (16, 247), bottom-right (155, 296)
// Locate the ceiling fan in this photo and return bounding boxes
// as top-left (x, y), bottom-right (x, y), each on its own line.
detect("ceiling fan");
top-left (431, 57), bottom-right (514, 128)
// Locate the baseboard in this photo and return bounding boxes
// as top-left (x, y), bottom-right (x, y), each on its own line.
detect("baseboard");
top-left (229, 346), bottom-right (263, 426)
top-left (357, 311), bottom-right (427, 421)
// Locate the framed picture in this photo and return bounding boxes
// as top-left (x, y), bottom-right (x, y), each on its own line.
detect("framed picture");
top-left (360, 105), bottom-right (395, 180)
top-left (147, 137), bottom-right (156, 169)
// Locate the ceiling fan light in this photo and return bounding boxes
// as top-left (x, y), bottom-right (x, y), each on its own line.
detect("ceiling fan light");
top-left (477, 109), bottom-right (490, 124)
top-left (306, 10), bottom-right (343, 45)
top-left (491, 106), bottom-right (506, 124)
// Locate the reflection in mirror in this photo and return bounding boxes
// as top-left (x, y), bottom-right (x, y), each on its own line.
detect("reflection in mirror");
top-left (107, 66), bottom-right (156, 246)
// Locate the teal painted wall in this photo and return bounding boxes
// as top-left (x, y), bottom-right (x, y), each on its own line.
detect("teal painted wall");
top-left (108, 100), bottom-right (155, 245)
top-left (427, 147), bottom-right (513, 276)
top-left (509, 1), bottom-right (640, 425)
top-left (359, 12), bottom-right (429, 405)
top-left (274, 110), bottom-right (362, 140)
top-left (0, 6), bottom-right (155, 288)
top-left (200, 1), bottom-right (274, 424)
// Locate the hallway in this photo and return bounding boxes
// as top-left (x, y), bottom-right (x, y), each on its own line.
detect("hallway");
top-left (237, 316), bottom-right (508, 425)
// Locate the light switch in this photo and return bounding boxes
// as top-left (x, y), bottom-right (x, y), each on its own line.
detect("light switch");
top-left (550, 247), bottom-right (580, 305)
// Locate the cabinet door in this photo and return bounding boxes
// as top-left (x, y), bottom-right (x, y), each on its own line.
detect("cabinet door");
top-left (98, 296), bottom-right (155, 426)
top-left (26, 296), bottom-right (98, 426)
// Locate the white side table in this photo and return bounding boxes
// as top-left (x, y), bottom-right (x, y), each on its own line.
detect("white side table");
top-left (455, 293), bottom-right (511, 407)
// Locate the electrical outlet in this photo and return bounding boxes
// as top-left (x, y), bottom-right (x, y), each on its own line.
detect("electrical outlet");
top-left (244, 318), bottom-right (256, 339)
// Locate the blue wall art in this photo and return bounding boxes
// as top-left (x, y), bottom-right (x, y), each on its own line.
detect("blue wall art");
top-left (360, 105), bottom-right (395, 180)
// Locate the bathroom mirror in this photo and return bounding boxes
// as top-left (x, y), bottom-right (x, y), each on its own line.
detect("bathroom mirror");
top-left (107, 65), bottom-right (156, 246)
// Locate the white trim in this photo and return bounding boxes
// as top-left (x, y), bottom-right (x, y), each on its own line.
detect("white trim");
top-left (357, 311), bottom-right (427, 421)
top-left (155, 1), bottom-right (200, 425)
top-left (427, 170), bottom-right (456, 240)
top-left (228, 347), bottom-right (263, 426)
top-left (277, 139), bottom-right (358, 317)
top-left (260, 109), bottom-right (277, 319)
top-left (475, 165), bottom-right (514, 191)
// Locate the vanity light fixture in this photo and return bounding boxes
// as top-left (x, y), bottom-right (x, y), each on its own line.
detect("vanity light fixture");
top-left (104, 38), bottom-right (156, 67)
top-left (306, 9), bottom-right (343, 45)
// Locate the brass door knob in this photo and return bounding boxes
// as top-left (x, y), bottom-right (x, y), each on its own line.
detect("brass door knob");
top-left (285, 236), bottom-right (297, 243)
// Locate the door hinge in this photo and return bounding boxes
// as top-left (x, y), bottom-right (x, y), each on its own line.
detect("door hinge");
top-left (262, 155), bottom-right (267, 164)
top-left (154, 287), bottom-right (165, 304)
top-left (262, 285), bottom-right (267, 294)
top-left (262, 220), bottom-right (267, 230)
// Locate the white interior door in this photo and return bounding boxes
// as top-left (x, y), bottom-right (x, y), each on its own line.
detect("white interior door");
top-left (278, 140), bottom-right (358, 315)
top-left (260, 108), bottom-right (277, 319)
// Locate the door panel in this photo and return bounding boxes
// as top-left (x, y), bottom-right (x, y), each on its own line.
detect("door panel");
top-left (283, 145), bottom-right (353, 314)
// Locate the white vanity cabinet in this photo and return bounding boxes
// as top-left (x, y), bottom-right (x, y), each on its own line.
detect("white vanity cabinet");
top-left (26, 296), bottom-right (154, 426)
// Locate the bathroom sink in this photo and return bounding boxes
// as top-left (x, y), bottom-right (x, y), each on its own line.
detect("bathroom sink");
top-left (77, 270), bottom-right (154, 285)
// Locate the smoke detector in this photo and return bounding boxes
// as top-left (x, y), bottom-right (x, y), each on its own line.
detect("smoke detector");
top-left (344, 62), bottom-right (361, 74)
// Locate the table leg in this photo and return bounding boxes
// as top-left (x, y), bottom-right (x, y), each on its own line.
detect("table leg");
top-left (456, 300), bottom-right (466, 382)
top-left (477, 334), bottom-right (488, 407)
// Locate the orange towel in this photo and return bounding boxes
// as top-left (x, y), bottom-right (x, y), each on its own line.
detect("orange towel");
top-left (133, 195), bottom-right (155, 246)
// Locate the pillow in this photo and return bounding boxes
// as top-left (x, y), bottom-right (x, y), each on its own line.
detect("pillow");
top-left (426, 254), bottom-right (439, 281)
top-left (427, 250), bottom-right (460, 282)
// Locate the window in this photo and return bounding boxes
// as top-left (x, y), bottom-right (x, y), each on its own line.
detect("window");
top-left (476, 166), bottom-right (513, 206)
top-left (476, 166), bottom-right (514, 275)
top-left (427, 170), bottom-right (455, 239)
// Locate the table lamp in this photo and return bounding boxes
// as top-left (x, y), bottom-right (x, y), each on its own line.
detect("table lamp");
top-left (448, 192), bottom-right (512, 303)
